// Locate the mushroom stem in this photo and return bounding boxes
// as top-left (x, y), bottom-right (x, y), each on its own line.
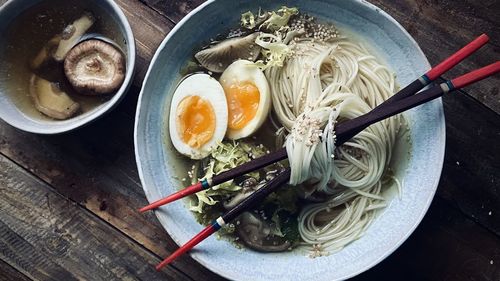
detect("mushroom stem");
top-left (53, 13), bottom-right (95, 61)
top-left (29, 74), bottom-right (80, 120)
top-left (31, 35), bottom-right (61, 70)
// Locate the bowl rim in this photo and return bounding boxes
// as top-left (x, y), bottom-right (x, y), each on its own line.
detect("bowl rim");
top-left (0, 0), bottom-right (136, 134)
top-left (134, 0), bottom-right (445, 279)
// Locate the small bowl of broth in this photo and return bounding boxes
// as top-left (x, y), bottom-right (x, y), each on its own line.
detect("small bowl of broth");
top-left (0, 0), bottom-right (135, 134)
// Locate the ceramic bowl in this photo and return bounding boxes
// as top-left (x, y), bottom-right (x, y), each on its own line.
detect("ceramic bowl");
top-left (0, 0), bottom-right (135, 134)
top-left (135, 0), bottom-right (445, 280)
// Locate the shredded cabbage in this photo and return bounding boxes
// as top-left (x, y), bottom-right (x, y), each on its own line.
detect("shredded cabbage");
top-left (261, 6), bottom-right (298, 32)
top-left (189, 141), bottom-right (268, 213)
top-left (239, 7), bottom-right (299, 70)
top-left (241, 11), bottom-right (256, 29)
top-left (255, 32), bottom-right (292, 70)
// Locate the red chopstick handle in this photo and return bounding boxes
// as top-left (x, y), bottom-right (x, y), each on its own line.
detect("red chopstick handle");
top-left (450, 61), bottom-right (500, 90)
top-left (425, 34), bottom-right (489, 81)
top-left (156, 223), bottom-right (219, 270)
top-left (139, 182), bottom-right (203, 212)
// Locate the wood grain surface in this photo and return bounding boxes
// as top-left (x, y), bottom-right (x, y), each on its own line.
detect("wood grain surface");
top-left (369, 0), bottom-right (500, 113)
top-left (0, 259), bottom-right (31, 281)
top-left (0, 0), bottom-right (498, 281)
top-left (0, 154), bottom-right (190, 281)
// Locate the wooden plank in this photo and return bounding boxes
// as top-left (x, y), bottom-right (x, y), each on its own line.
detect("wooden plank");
top-left (138, 0), bottom-right (204, 23)
top-left (0, 118), bottom-right (224, 281)
top-left (438, 89), bottom-right (500, 236)
top-left (0, 104), bottom-right (224, 281)
top-left (0, 259), bottom-right (32, 281)
top-left (114, 0), bottom-right (173, 85)
top-left (369, 0), bottom-right (500, 114)
top-left (354, 197), bottom-right (500, 281)
top-left (0, 154), bottom-right (190, 281)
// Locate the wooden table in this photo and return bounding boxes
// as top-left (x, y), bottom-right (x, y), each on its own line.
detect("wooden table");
top-left (0, 0), bottom-right (498, 280)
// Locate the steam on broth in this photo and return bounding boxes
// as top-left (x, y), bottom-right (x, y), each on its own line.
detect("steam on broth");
top-left (0, 0), bottom-right (127, 121)
top-left (166, 6), bottom-right (410, 257)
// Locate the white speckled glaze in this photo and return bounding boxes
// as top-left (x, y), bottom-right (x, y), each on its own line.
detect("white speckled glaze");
top-left (0, 0), bottom-right (135, 134)
top-left (135, 0), bottom-right (445, 280)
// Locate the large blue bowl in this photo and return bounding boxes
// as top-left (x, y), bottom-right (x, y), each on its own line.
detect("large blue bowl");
top-left (135, 0), bottom-right (445, 280)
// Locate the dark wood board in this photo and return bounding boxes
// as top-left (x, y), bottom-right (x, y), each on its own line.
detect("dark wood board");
top-left (0, 104), bottom-right (223, 281)
top-left (368, 0), bottom-right (500, 113)
top-left (114, 0), bottom-right (174, 85)
top-left (0, 259), bottom-right (31, 281)
top-left (0, 154), bottom-right (190, 281)
top-left (354, 196), bottom-right (500, 281)
top-left (438, 89), bottom-right (500, 236)
top-left (139, 0), bottom-right (205, 23)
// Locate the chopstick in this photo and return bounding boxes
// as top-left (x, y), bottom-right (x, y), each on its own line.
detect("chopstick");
top-left (155, 61), bottom-right (500, 269)
top-left (139, 34), bottom-right (489, 213)
top-left (336, 61), bottom-right (499, 144)
top-left (155, 169), bottom-right (291, 270)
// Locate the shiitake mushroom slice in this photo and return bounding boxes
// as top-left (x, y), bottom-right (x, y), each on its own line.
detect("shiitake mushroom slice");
top-left (195, 32), bottom-right (261, 73)
top-left (53, 12), bottom-right (95, 62)
top-left (236, 212), bottom-right (292, 252)
top-left (29, 74), bottom-right (80, 120)
top-left (31, 35), bottom-right (61, 70)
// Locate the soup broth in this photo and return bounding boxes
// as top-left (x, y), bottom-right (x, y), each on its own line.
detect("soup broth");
top-left (0, 0), bottom-right (128, 121)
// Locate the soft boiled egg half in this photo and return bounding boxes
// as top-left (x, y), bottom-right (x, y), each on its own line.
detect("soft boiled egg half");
top-left (169, 73), bottom-right (228, 159)
top-left (219, 60), bottom-right (271, 140)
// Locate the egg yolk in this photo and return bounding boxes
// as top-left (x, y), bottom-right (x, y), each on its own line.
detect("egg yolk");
top-left (176, 95), bottom-right (215, 148)
top-left (224, 81), bottom-right (260, 130)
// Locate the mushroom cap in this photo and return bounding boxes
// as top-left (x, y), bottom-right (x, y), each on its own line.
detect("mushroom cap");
top-left (64, 39), bottom-right (125, 95)
top-left (236, 212), bottom-right (292, 252)
top-left (195, 32), bottom-right (261, 73)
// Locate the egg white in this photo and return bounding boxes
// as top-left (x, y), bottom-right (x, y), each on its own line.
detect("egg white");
top-left (219, 60), bottom-right (271, 140)
top-left (169, 73), bottom-right (228, 159)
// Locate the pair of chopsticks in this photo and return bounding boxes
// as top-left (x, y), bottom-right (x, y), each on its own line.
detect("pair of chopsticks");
top-left (141, 34), bottom-right (499, 270)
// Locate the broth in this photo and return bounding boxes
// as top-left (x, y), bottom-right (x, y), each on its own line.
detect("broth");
top-left (0, 0), bottom-right (127, 121)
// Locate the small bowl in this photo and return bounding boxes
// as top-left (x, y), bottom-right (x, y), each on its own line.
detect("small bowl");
top-left (135, 0), bottom-right (445, 280)
top-left (0, 0), bottom-right (135, 134)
